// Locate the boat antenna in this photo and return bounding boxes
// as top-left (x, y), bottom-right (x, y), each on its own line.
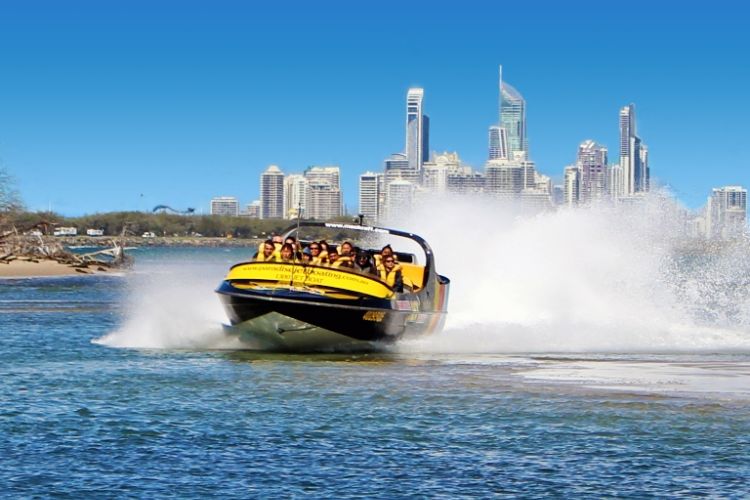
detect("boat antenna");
top-left (289, 203), bottom-right (303, 289)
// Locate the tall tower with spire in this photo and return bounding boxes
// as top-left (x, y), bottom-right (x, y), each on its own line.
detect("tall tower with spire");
top-left (498, 65), bottom-right (528, 159)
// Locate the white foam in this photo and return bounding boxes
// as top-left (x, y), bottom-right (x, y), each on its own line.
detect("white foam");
top-left (390, 193), bottom-right (750, 354)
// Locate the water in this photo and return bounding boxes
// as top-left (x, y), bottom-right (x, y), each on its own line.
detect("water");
top-left (3, 204), bottom-right (750, 496)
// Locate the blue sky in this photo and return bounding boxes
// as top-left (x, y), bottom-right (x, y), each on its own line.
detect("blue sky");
top-left (1, 0), bottom-right (747, 214)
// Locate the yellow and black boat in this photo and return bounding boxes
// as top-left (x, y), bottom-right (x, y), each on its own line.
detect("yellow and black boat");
top-left (216, 222), bottom-right (450, 351)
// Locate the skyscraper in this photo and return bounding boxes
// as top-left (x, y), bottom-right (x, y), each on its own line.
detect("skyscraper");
top-left (563, 166), bottom-right (581, 206)
top-left (260, 164), bottom-right (284, 219)
top-left (405, 88), bottom-right (429, 172)
top-left (304, 166), bottom-right (343, 220)
top-left (283, 174), bottom-right (307, 219)
top-left (707, 186), bottom-right (747, 239)
top-left (499, 66), bottom-right (528, 158)
top-left (577, 140), bottom-right (609, 204)
top-left (358, 171), bottom-right (381, 223)
top-left (488, 125), bottom-right (508, 160)
top-left (619, 104), bottom-right (649, 196)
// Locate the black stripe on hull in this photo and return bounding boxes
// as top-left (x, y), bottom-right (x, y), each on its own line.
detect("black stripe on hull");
top-left (216, 282), bottom-right (444, 344)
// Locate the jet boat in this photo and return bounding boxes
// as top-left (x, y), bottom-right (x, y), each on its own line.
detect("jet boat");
top-left (216, 222), bottom-right (450, 351)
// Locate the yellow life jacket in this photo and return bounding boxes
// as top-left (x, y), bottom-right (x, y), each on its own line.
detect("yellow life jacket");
top-left (255, 242), bottom-right (280, 262)
top-left (331, 256), bottom-right (353, 269)
top-left (378, 264), bottom-right (402, 287)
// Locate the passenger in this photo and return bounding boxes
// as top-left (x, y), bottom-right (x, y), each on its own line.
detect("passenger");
top-left (318, 240), bottom-right (329, 262)
top-left (301, 247), bottom-right (312, 264)
top-left (326, 247), bottom-right (351, 268)
top-left (354, 250), bottom-right (377, 275)
top-left (334, 246), bottom-right (354, 268)
top-left (285, 236), bottom-right (302, 259)
top-left (379, 255), bottom-right (404, 292)
top-left (253, 239), bottom-right (277, 262)
top-left (340, 241), bottom-right (354, 257)
top-left (326, 247), bottom-right (340, 266)
top-left (374, 244), bottom-right (397, 267)
top-left (279, 243), bottom-right (296, 263)
top-left (308, 242), bottom-right (326, 265)
top-left (270, 234), bottom-right (283, 259)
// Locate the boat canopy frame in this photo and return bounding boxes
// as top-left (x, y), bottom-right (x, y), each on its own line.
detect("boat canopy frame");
top-left (281, 221), bottom-right (437, 285)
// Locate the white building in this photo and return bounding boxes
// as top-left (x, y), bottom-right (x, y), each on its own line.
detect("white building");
top-left (707, 186), bottom-right (747, 239)
top-left (406, 88), bottom-right (429, 172)
top-left (386, 179), bottom-right (416, 220)
top-left (359, 171), bottom-right (382, 224)
top-left (306, 182), bottom-right (342, 220)
top-left (210, 196), bottom-right (239, 216)
top-left (304, 166), bottom-right (343, 220)
top-left (260, 165), bottom-right (284, 219)
top-left (563, 166), bottom-right (580, 207)
top-left (577, 140), bottom-right (609, 204)
top-left (243, 200), bottom-right (261, 218)
top-left (284, 174), bottom-right (307, 219)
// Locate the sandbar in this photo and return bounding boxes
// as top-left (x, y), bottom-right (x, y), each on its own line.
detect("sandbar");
top-left (0, 258), bottom-right (114, 278)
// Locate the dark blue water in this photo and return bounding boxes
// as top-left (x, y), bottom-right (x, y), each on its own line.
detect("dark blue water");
top-left (2, 248), bottom-right (750, 497)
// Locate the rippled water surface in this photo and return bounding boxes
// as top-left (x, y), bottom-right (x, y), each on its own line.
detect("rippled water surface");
top-left (2, 247), bottom-right (750, 497)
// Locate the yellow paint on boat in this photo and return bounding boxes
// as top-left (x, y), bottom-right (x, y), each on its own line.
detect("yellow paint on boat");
top-left (226, 262), bottom-right (394, 299)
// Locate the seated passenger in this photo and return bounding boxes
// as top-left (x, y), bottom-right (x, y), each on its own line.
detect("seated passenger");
top-left (279, 243), bottom-right (296, 263)
top-left (354, 250), bottom-right (377, 275)
top-left (318, 240), bottom-right (329, 262)
top-left (301, 247), bottom-right (312, 264)
top-left (326, 247), bottom-right (340, 266)
top-left (253, 239), bottom-right (277, 262)
top-left (328, 246), bottom-right (354, 268)
top-left (379, 255), bottom-right (404, 292)
top-left (285, 236), bottom-right (303, 260)
top-left (375, 244), bottom-right (398, 267)
top-left (340, 241), bottom-right (354, 257)
top-left (308, 242), bottom-right (326, 265)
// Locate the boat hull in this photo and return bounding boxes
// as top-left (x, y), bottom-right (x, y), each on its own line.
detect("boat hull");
top-left (216, 282), bottom-right (447, 352)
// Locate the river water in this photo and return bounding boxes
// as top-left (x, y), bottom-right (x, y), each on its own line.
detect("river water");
top-left (2, 246), bottom-right (750, 497)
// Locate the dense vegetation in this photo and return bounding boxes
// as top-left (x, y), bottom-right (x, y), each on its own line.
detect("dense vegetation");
top-left (4, 210), bottom-right (356, 239)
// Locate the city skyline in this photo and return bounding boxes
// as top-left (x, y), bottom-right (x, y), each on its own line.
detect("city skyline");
top-left (1, 1), bottom-right (748, 214)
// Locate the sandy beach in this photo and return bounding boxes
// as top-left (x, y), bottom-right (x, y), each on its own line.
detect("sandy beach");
top-left (0, 258), bottom-right (115, 278)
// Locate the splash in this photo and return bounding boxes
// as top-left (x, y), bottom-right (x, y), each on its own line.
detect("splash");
top-left (93, 256), bottom-right (244, 349)
top-left (98, 194), bottom-right (750, 353)
top-left (389, 193), bottom-right (750, 353)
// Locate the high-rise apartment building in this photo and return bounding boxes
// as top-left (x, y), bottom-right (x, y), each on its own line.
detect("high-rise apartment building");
top-left (385, 179), bottom-right (416, 220)
top-left (406, 88), bottom-right (429, 172)
top-left (577, 140), bottom-right (609, 204)
top-left (304, 166), bottom-right (342, 220)
top-left (283, 174), bottom-right (307, 219)
top-left (563, 166), bottom-right (580, 207)
top-left (485, 160), bottom-right (525, 198)
top-left (358, 171), bottom-right (381, 223)
top-left (210, 196), bottom-right (239, 216)
top-left (306, 182), bottom-right (342, 220)
top-left (499, 66), bottom-right (528, 158)
top-left (619, 104), bottom-right (649, 196)
top-left (260, 164), bottom-right (284, 219)
top-left (707, 186), bottom-right (747, 239)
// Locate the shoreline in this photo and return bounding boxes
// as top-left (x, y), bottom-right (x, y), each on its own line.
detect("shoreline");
top-left (58, 236), bottom-right (260, 248)
top-left (0, 258), bottom-right (119, 279)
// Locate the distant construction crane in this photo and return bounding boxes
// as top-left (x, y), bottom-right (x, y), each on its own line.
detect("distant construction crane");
top-left (152, 205), bottom-right (196, 215)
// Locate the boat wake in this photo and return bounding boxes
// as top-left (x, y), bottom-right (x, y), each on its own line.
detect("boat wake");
top-left (389, 193), bottom-right (750, 354)
top-left (93, 260), bottom-right (245, 350)
top-left (98, 193), bottom-right (750, 354)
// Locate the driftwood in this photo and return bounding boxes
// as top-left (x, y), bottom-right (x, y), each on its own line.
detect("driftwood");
top-left (0, 234), bottom-right (132, 271)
